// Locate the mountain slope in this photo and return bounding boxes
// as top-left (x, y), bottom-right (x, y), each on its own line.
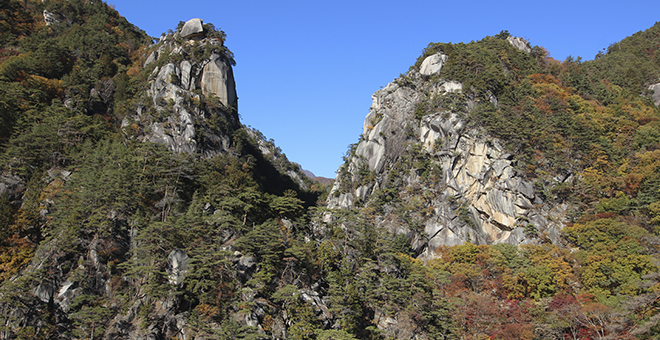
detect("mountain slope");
top-left (0, 1), bottom-right (320, 339)
top-left (320, 28), bottom-right (660, 338)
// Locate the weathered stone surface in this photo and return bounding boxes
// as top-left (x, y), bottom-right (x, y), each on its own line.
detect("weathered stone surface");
top-left (201, 53), bottom-right (237, 108)
top-left (43, 9), bottom-right (59, 26)
top-left (236, 255), bottom-right (257, 282)
top-left (419, 53), bottom-right (448, 76)
top-left (34, 281), bottom-right (54, 303)
top-left (180, 18), bottom-right (204, 39)
top-left (180, 60), bottom-right (192, 90)
top-left (152, 63), bottom-right (179, 94)
top-left (167, 249), bottom-right (189, 285)
top-left (650, 82), bottom-right (660, 107)
top-left (144, 50), bottom-right (158, 67)
top-left (0, 173), bottom-right (24, 202)
top-left (507, 36), bottom-right (531, 53)
top-left (438, 80), bottom-right (462, 92)
top-left (328, 68), bottom-right (567, 256)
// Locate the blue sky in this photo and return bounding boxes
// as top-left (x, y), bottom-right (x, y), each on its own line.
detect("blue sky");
top-left (108, 0), bottom-right (660, 178)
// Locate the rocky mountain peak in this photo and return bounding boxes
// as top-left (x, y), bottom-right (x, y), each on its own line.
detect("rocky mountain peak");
top-left (328, 60), bottom-right (565, 256)
top-left (122, 18), bottom-right (238, 157)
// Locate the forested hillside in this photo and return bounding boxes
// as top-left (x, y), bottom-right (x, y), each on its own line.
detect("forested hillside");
top-left (2, 0), bottom-right (660, 339)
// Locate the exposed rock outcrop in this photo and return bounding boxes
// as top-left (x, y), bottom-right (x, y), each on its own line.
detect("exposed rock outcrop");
top-left (42, 9), bottom-right (60, 26)
top-left (507, 36), bottom-right (531, 53)
top-left (201, 53), bottom-right (237, 108)
top-left (327, 68), bottom-right (566, 257)
top-left (650, 82), bottom-right (660, 107)
top-left (180, 18), bottom-right (204, 39)
top-left (0, 173), bottom-right (24, 204)
top-left (122, 19), bottom-right (239, 157)
top-left (419, 53), bottom-right (448, 76)
top-left (166, 249), bottom-right (189, 285)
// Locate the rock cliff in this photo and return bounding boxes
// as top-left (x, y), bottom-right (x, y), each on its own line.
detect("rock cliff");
top-left (327, 46), bottom-right (566, 257)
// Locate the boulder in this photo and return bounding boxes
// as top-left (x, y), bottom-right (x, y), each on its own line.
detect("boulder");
top-left (34, 281), bottom-right (55, 303)
top-left (180, 18), bottom-right (204, 39)
top-left (419, 53), bottom-right (448, 76)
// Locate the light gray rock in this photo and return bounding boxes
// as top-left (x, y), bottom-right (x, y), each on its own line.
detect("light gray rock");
top-left (201, 54), bottom-right (237, 108)
top-left (507, 36), bottom-right (531, 53)
top-left (152, 63), bottom-right (178, 95)
top-left (419, 53), bottom-right (448, 76)
top-left (354, 82), bottom-right (421, 174)
top-left (491, 159), bottom-right (510, 177)
top-left (517, 180), bottom-right (535, 200)
top-left (180, 18), bottom-right (204, 39)
top-left (180, 60), bottom-right (192, 90)
top-left (144, 50), bottom-right (158, 67)
top-left (43, 10), bottom-right (59, 25)
top-left (34, 281), bottom-right (54, 303)
top-left (0, 173), bottom-right (24, 201)
top-left (238, 255), bottom-right (256, 271)
top-left (439, 80), bottom-right (462, 92)
top-left (650, 82), bottom-right (660, 107)
top-left (167, 249), bottom-right (189, 285)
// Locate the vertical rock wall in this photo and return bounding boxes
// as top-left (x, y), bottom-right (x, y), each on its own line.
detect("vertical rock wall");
top-left (327, 58), bottom-right (566, 256)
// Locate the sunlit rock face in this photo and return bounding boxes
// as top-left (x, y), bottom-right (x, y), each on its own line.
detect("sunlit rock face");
top-left (507, 36), bottom-right (531, 53)
top-left (327, 67), bottom-right (566, 257)
top-left (180, 18), bottom-right (204, 39)
top-left (167, 249), bottom-right (189, 285)
top-left (419, 53), bottom-right (448, 76)
top-left (201, 53), bottom-right (237, 108)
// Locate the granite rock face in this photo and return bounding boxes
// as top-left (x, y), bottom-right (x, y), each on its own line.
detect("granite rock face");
top-left (507, 36), bottom-right (531, 53)
top-left (327, 68), bottom-right (566, 258)
top-left (201, 53), bottom-right (237, 108)
top-left (180, 18), bottom-right (204, 39)
top-left (166, 249), bottom-right (189, 285)
top-left (419, 53), bottom-right (448, 76)
top-left (650, 82), bottom-right (660, 107)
